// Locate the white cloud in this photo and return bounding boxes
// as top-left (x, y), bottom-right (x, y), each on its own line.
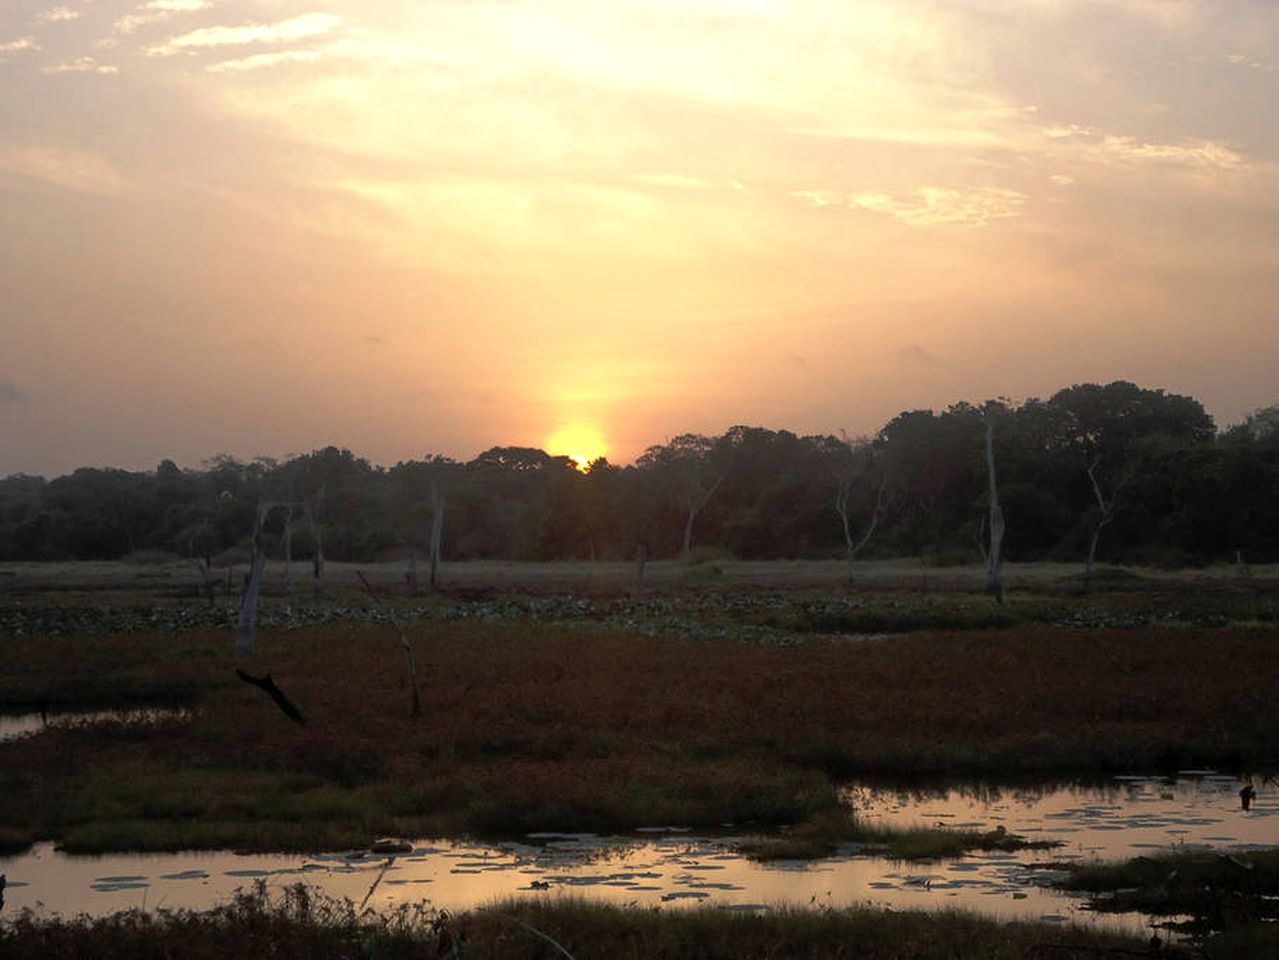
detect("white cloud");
top-left (854, 187), bottom-right (1027, 226)
top-left (0, 36), bottom-right (41, 53)
top-left (37, 7), bottom-right (79, 24)
top-left (0, 146), bottom-right (130, 194)
top-left (207, 49), bottom-right (321, 72)
top-left (794, 186), bottom-right (1026, 227)
top-left (1041, 123), bottom-right (1245, 171)
top-left (42, 57), bottom-right (120, 75)
top-left (1097, 136), bottom-right (1242, 168)
top-left (149, 0), bottom-right (212, 10)
top-left (1042, 124), bottom-right (1095, 139)
top-left (115, 0), bottom-right (211, 35)
top-left (147, 13), bottom-right (343, 56)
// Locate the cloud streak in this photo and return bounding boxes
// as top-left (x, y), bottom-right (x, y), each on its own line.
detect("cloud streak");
top-left (147, 13), bottom-right (343, 56)
top-left (206, 49), bottom-right (321, 72)
top-left (0, 36), bottom-right (41, 53)
top-left (115, 0), bottom-right (213, 36)
top-left (42, 58), bottom-right (119, 75)
top-left (794, 186), bottom-right (1027, 228)
top-left (0, 146), bottom-right (129, 193)
top-left (37, 7), bottom-right (79, 24)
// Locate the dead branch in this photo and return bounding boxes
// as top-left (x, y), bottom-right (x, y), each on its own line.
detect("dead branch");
top-left (358, 857), bottom-right (395, 912)
top-left (235, 669), bottom-right (306, 725)
top-left (357, 570), bottom-right (423, 719)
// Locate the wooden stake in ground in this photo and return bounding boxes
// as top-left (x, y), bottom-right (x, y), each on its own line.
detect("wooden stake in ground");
top-left (356, 570), bottom-right (423, 719)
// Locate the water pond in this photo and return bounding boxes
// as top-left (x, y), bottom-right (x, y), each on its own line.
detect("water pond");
top-left (2, 772), bottom-right (1272, 937)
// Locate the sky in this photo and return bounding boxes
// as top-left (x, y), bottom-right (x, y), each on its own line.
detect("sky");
top-left (2, 0), bottom-right (1276, 476)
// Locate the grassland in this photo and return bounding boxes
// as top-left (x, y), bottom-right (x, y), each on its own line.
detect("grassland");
top-left (2, 560), bottom-right (1278, 857)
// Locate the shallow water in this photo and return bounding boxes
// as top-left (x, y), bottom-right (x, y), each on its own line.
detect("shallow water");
top-left (1, 773), bottom-right (1271, 937)
top-left (848, 771), bottom-right (1279, 859)
top-left (0, 708), bottom-right (190, 742)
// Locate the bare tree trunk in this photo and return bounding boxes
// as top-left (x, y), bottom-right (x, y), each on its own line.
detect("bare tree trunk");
top-left (835, 472), bottom-right (887, 586)
top-left (635, 541), bottom-right (648, 582)
top-left (189, 557), bottom-right (216, 606)
top-left (985, 418), bottom-right (1005, 604)
top-left (307, 490), bottom-right (325, 599)
top-left (680, 476), bottom-right (722, 563)
top-left (681, 506), bottom-right (697, 561)
top-left (357, 571), bottom-right (422, 719)
top-left (236, 502), bottom-right (271, 655)
top-left (406, 550), bottom-right (419, 595)
top-left (281, 502), bottom-right (294, 594)
top-left (428, 484), bottom-right (444, 591)
top-left (1084, 459), bottom-right (1126, 590)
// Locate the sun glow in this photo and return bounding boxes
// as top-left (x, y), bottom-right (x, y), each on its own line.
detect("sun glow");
top-left (544, 423), bottom-right (608, 470)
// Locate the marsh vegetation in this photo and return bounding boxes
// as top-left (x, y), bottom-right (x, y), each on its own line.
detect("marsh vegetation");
top-left (3, 559), bottom-right (1278, 953)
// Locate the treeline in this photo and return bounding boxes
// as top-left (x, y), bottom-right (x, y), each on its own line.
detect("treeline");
top-left (2, 382), bottom-right (1278, 567)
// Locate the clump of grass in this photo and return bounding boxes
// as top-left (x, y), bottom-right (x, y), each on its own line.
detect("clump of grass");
top-left (739, 810), bottom-right (1057, 862)
top-left (0, 882), bottom-right (1194, 960)
top-left (1055, 850), bottom-right (1279, 930)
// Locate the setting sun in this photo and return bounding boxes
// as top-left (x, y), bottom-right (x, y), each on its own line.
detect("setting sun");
top-left (544, 423), bottom-right (608, 470)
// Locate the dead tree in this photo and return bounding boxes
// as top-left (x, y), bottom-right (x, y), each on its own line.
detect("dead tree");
top-left (428, 483), bottom-right (444, 591)
top-left (984, 415), bottom-right (1006, 604)
top-left (834, 435), bottom-right (887, 586)
top-left (236, 500), bottom-right (293, 655)
top-left (189, 554), bottom-right (216, 606)
top-left (681, 472), bottom-right (722, 562)
top-left (281, 500), bottom-right (295, 593)
top-left (357, 571), bottom-right (423, 718)
top-left (236, 502), bottom-right (271, 655)
top-left (306, 488), bottom-right (325, 598)
top-left (405, 549), bottom-right (419, 594)
top-left (1084, 458), bottom-right (1131, 585)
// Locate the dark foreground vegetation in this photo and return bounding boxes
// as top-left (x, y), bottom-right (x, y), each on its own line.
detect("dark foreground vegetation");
top-left (4, 381), bottom-right (1279, 569)
top-left (2, 574), bottom-right (1277, 855)
top-left (1052, 849), bottom-right (1279, 952)
top-left (0, 882), bottom-right (1199, 960)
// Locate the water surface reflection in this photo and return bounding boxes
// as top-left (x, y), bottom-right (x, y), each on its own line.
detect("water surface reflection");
top-left (2, 773), bottom-right (1271, 939)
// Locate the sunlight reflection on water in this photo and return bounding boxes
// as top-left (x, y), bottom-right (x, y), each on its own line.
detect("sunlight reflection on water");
top-left (0, 708), bottom-right (190, 742)
top-left (2, 773), bottom-right (1271, 938)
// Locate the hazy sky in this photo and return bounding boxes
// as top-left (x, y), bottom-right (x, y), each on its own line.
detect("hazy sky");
top-left (2, 0), bottom-right (1276, 475)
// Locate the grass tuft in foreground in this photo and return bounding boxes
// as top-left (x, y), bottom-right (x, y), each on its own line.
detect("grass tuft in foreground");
top-left (1056, 849), bottom-right (1279, 932)
top-left (0, 881), bottom-right (1195, 960)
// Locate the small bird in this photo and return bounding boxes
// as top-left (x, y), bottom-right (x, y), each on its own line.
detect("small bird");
top-left (1240, 783), bottom-right (1257, 811)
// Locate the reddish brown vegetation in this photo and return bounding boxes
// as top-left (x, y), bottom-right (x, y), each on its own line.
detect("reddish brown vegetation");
top-left (2, 619), bottom-right (1277, 850)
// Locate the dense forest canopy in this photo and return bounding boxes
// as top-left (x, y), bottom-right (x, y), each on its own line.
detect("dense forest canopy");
top-left (3, 382), bottom-right (1277, 566)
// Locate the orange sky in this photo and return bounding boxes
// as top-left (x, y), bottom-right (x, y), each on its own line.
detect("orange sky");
top-left (2, 0), bottom-right (1277, 475)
